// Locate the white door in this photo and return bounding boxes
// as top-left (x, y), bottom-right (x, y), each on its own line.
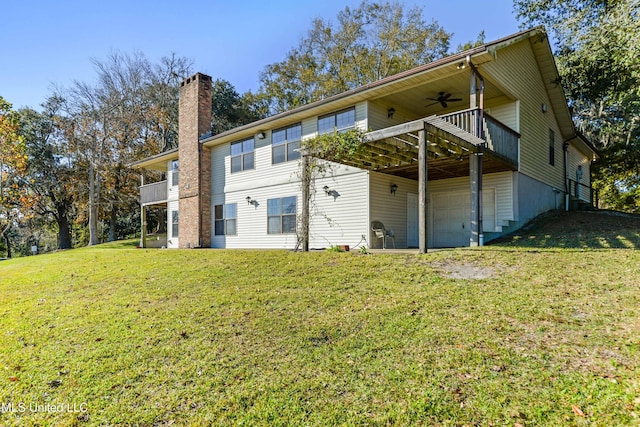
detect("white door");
top-left (432, 191), bottom-right (471, 247)
top-left (407, 193), bottom-right (418, 248)
top-left (432, 190), bottom-right (497, 247)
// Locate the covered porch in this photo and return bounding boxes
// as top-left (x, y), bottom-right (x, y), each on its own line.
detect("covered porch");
top-left (306, 109), bottom-right (519, 253)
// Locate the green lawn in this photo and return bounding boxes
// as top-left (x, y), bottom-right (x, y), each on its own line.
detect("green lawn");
top-left (1, 211), bottom-right (639, 426)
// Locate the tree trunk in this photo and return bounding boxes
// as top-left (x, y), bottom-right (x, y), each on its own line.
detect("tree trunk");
top-left (109, 203), bottom-right (117, 242)
top-left (4, 233), bottom-right (11, 259)
top-left (155, 207), bottom-right (166, 233)
top-left (57, 202), bottom-right (72, 249)
top-left (88, 162), bottom-right (100, 246)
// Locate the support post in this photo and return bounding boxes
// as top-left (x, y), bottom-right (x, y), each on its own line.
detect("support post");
top-left (140, 205), bottom-right (147, 248)
top-left (300, 154), bottom-right (310, 252)
top-left (470, 148), bottom-right (483, 246)
top-left (418, 128), bottom-right (428, 254)
top-left (139, 173), bottom-right (147, 248)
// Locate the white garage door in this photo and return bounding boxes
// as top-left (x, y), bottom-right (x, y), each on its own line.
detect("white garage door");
top-left (432, 189), bottom-right (496, 248)
top-left (432, 191), bottom-right (471, 247)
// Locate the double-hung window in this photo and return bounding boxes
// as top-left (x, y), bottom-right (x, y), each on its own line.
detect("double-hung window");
top-left (231, 138), bottom-right (255, 173)
top-left (318, 107), bottom-right (356, 135)
top-left (171, 210), bottom-right (179, 237)
top-left (272, 123), bottom-right (302, 164)
top-left (171, 160), bottom-right (179, 186)
top-left (267, 196), bottom-right (297, 234)
top-left (214, 203), bottom-right (237, 235)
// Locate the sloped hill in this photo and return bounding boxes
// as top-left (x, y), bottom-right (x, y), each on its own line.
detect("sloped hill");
top-left (492, 210), bottom-right (640, 249)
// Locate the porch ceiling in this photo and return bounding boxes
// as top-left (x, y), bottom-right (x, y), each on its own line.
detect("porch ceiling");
top-left (374, 71), bottom-right (509, 119)
top-left (326, 116), bottom-right (516, 181)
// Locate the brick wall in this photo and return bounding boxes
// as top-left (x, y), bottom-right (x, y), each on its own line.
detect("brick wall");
top-left (178, 73), bottom-right (213, 248)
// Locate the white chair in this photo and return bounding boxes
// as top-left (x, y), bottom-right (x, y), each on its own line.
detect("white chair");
top-left (371, 220), bottom-right (395, 249)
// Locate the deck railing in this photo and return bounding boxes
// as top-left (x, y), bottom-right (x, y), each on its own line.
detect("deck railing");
top-left (440, 108), bottom-right (520, 165)
top-left (567, 178), bottom-right (598, 207)
top-left (140, 180), bottom-right (167, 205)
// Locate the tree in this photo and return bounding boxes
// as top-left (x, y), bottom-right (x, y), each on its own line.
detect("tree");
top-left (0, 96), bottom-right (30, 257)
top-left (515, 0), bottom-right (640, 212)
top-left (211, 79), bottom-right (268, 135)
top-left (19, 97), bottom-right (77, 249)
top-left (258, 0), bottom-right (451, 113)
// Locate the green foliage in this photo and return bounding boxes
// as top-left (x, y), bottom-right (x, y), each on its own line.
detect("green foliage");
top-left (455, 30), bottom-right (486, 52)
top-left (211, 79), bottom-right (267, 135)
top-left (515, 0), bottom-right (640, 212)
top-left (258, 0), bottom-right (451, 113)
top-left (301, 128), bottom-right (367, 162)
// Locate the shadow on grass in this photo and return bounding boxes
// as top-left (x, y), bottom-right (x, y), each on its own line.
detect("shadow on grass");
top-left (489, 210), bottom-right (640, 250)
top-left (89, 239), bottom-right (140, 249)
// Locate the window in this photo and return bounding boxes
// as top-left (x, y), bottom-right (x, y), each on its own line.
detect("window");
top-left (267, 196), bottom-right (297, 234)
top-left (171, 210), bottom-right (179, 237)
top-left (272, 123), bottom-right (302, 164)
top-left (231, 138), bottom-right (255, 173)
top-left (549, 129), bottom-right (555, 166)
top-left (318, 107), bottom-right (356, 135)
top-left (171, 160), bottom-right (179, 186)
top-left (214, 203), bottom-right (237, 235)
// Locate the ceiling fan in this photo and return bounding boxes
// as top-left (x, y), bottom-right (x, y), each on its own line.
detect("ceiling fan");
top-left (425, 92), bottom-right (463, 109)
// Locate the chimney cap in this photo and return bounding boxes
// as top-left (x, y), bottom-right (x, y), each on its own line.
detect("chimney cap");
top-left (180, 72), bottom-right (212, 87)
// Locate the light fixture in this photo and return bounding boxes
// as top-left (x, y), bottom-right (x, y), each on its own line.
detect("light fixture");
top-left (457, 62), bottom-right (466, 70)
top-left (323, 185), bottom-right (332, 196)
top-left (246, 196), bottom-right (257, 206)
top-left (390, 183), bottom-right (398, 195)
top-left (257, 131), bottom-right (266, 139)
top-left (387, 107), bottom-right (396, 119)
top-left (541, 103), bottom-right (548, 113)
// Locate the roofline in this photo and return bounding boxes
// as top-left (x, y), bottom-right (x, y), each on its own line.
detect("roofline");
top-left (129, 147), bottom-right (179, 169)
top-left (201, 27), bottom-right (547, 147)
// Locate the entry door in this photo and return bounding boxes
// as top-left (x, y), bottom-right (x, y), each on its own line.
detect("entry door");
top-left (407, 193), bottom-right (419, 248)
top-left (432, 191), bottom-right (471, 247)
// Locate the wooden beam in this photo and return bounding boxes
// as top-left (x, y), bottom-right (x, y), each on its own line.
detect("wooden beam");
top-left (418, 128), bottom-right (428, 254)
top-left (364, 117), bottom-right (435, 142)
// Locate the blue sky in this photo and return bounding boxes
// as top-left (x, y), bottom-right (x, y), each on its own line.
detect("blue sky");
top-left (2, 0), bottom-right (521, 110)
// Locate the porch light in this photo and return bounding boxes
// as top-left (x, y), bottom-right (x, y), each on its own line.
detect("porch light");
top-left (456, 62), bottom-right (466, 70)
top-left (541, 103), bottom-right (548, 113)
top-left (257, 131), bottom-right (266, 139)
top-left (323, 185), bottom-right (332, 196)
top-left (390, 183), bottom-right (398, 195)
top-left (246, 196), bottom-right (257, 206)
top-left (387, 107), bottom-right (396, 118)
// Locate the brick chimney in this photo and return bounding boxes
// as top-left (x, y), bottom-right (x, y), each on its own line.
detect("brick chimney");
top-left (178, 73), bottom-right (212, 248)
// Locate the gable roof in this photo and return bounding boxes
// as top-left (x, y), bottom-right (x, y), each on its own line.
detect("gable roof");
top-left (200, 26), bottom-right (595, 160)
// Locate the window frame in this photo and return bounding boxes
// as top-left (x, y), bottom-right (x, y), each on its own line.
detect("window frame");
top-left (548, 128), bottom-right (556, 166)
top-left (171, 210), bottom-right (179, 238)
top-left (267, 196), bottom-right (297, 234)
top-left (318, 107), bottom-right (356, 135)
top-left (214, 203), bottom-right (237, 236)
top-left (171, 160), bottom-right (179, 187)
top-left (272, 123), bottom-right (302, 164)
top-left (230, 138), bottom-right (255, 173)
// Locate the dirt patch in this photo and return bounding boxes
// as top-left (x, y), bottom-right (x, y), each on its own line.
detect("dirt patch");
top-left (431, 260), bottom-right (501, 280)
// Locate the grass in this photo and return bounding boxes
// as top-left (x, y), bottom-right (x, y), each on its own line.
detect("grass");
top-left (0, 211), bottom-right (639, 426)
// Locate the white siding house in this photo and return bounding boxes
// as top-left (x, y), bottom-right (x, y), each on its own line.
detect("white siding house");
top-left (132, 28), bottom-right (598, 251)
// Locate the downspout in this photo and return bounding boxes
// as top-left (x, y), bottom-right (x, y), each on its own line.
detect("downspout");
top-left (198, 140), bottom-right (203, 248)
top-left (563, 141), bottom-right (570, 211)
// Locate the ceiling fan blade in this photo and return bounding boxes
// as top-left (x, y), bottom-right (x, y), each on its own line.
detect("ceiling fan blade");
top-left (440, 101), bottom-right (448, 108)
top-left (424, 101), bottom-right (440, 108)
top-left (448, 98), bottom-right (463, 102)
